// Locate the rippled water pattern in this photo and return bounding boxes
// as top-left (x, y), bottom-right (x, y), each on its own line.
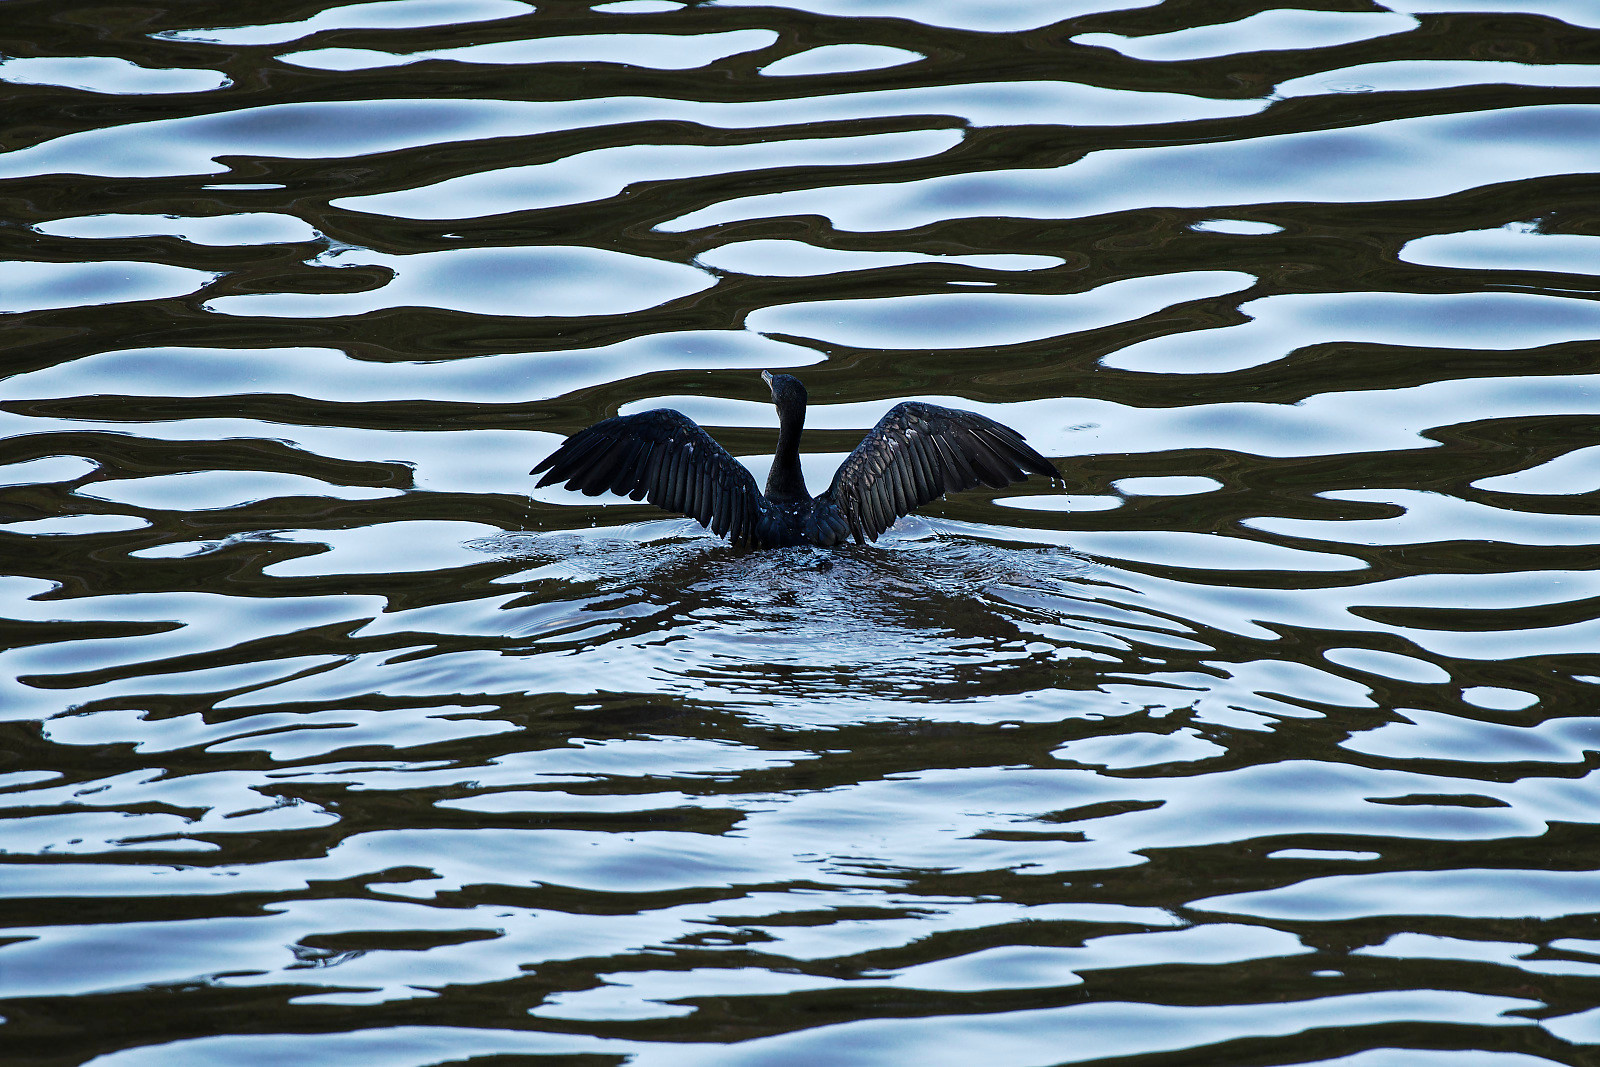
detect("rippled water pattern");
top-left (5, 0), bottom-right (1600, 1063)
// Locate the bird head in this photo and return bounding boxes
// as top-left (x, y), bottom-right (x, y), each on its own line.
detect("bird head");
top-left (761, 370), bottom-right (808, 412)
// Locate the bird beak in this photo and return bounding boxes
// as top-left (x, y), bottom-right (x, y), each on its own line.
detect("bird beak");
top-left (761, 370), bottom-right (773, 385)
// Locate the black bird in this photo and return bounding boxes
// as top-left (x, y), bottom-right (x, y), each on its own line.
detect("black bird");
top-left (532, 372), bottom-right (1057, 548)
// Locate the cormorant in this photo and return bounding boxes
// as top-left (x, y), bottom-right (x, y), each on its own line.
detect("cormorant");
top-left (532, 371), bottom-right (1057, 547)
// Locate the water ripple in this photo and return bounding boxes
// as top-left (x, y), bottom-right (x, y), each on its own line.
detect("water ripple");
top-left (2, 1), bottom-right (1599, 1064)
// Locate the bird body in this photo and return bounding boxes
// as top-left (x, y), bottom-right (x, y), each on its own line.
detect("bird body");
top-left (532, 372), bottom-right (1056, 548)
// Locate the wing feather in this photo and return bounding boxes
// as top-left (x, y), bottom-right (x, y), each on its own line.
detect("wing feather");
top-left (931, 432), bottom-right (977, 491)
top-left (624, 440), bottom-right (654, 501)
top-left (888, 445), bottom-right (911, 514)
top-left (815, 401), bottom-right (1056, 544)
top-left (533, 409), bottom-right (767, 542)
top-left (667, 445), bottom-right (688, 510)
top-left (578, 441), bottom-right (627, 495)
top-left (907, 434), bottom-right (937, 499)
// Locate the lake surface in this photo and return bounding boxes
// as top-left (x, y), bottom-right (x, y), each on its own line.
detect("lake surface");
top-left (4, 1), bottom-right (1600, 1063)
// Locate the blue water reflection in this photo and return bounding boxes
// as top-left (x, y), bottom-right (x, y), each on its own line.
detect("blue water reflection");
top-left (2, 0), bottom-right (1600, 1063)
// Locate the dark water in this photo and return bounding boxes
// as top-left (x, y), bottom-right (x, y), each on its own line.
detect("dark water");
top-left (4, 0), bottom-right (1600, 1063)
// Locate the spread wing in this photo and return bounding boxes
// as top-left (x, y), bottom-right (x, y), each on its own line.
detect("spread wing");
top-left (817, 402), bottom-right (1056, 544)
top-left (532, 409), bottom-right (767, 545)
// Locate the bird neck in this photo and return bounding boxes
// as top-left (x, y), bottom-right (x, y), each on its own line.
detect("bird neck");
top-left (765, 404), bottom-right (809, 502)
